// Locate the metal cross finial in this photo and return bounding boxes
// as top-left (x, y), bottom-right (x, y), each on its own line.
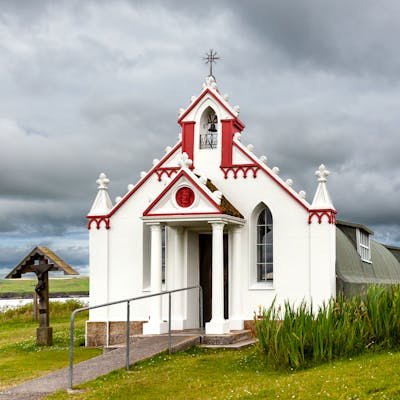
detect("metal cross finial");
top-left (203, 49), bottom-right (220, 77)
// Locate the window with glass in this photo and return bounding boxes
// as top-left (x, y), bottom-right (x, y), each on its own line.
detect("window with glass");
top-left (357, 229), bottom-right (371, 262)
top-left (256, 207), bottom-right (273, 282)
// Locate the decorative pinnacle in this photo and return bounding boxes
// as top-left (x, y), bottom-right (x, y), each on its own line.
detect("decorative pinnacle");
top-left (178, 152), bottom-right (193, 169)
top-left (315, 164), bottom-right (330, 182)
top-left (203, 49), bottom-right (220, 77)
top-left (96, 173), bottom-right (110, 189)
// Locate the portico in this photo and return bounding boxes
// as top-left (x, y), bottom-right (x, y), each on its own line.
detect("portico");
top-left (142, 214), bottom-right (244, 335)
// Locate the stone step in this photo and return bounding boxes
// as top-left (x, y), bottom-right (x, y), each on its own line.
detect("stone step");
top-left (200, 338), bottom-right (258, 350)
top-left (201, 330), bottom-right (252, 345)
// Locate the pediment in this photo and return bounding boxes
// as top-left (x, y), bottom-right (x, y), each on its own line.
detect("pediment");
top-left (143, 170), bottom-right (222, 217)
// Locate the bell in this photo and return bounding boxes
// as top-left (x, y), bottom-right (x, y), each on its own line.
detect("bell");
top-left (208, 123), bottom-right (217, 132)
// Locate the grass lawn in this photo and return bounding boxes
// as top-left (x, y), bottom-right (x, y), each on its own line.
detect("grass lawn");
top-left (45, 346), bottom-right (400, 400)
top-left (0, 277), bottom-right (89, 297)
top-left (0, 300), bottom-right (101, 391)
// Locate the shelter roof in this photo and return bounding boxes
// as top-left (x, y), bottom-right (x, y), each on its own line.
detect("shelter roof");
top-left (5, 246), bottom-right (78, 279)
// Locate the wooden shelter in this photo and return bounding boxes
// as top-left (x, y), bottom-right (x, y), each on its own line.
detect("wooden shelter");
top-left (6, 246), bottom-right (78, 345)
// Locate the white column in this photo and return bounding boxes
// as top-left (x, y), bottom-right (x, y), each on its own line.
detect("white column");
top-left (171, 227), bottom-right (185, 330)
top-left (229, 226), bottom-right (244, 330)
top-left (206, 221), bottom-right (230, 334)
top-left (143, 223), bottom-right (168, 335)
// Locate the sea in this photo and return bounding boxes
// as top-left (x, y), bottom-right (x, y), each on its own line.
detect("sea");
top-left (0, 297), bottom-right (89, 311)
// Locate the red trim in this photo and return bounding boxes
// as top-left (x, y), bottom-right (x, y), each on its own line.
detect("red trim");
top-left (220, 164), bottom-right (260, 179)
top-left (308, 209), bottom-right (337, 224)
top-left (85, 142), bottom-right (182, 228)
top-left (181, 121), bottom-right (195, 166)
top-left (178, 88), bottom-right (245, 129)
top-left (143, 169), bottom-right (222, 216)
top-left (87, 216), bottom-right (110, 230)
top-left (221, 119), bottom-right (234, 167)
top-left (232, 142), bottom-right (310, 211)
top-left (155, 166), bottom-right (180, 181)
top-left (143, 212), bottom-right (222, 217)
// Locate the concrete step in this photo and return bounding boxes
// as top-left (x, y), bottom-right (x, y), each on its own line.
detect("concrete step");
top-left (200, 338), bottom-right (258, 350)
top-left (201, 330), bottom-right (252, 345)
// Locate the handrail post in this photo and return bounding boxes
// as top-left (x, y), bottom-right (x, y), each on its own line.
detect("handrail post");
top-left (199, 285), bottom-right (204, 331)
top-left (168, 292), bottom-right (172, 354)
top-left (68, 310), bottom-right (76, 391)
top-left (68, 285), bottom-right (203, 389)
top-left (126, 301), bottom-right (130, 371)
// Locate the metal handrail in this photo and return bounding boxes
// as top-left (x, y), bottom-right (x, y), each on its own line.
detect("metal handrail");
top-left (69, 285), bottom-right (203, 391)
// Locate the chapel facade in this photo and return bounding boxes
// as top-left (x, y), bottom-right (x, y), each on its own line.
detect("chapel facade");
top-left (86, 75), bottom-right (338, 345)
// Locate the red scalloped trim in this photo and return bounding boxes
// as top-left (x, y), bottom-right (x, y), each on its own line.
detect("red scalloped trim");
top-left (155, 167), bottom-right (180, 181)
top-left (87, 217), bottom-right (110, 230)
top-left (308, 209), bottom-right (337, 224)
top-left (220, 164), bottom-right (260, 179)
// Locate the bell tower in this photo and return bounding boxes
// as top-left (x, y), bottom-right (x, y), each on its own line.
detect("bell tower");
top-left (177, 54), bottom-right (245, 178)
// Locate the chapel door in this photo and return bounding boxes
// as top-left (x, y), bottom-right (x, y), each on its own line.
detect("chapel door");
top-left (199, 234), bottom-right (228, 326)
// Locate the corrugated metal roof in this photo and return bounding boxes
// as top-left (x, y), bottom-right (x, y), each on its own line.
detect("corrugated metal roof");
top-left (336, 228), bottom-right (400, 285)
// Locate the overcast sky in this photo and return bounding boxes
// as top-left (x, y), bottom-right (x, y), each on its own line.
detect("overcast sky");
top-left (1, 0), bottom-right (399, 277)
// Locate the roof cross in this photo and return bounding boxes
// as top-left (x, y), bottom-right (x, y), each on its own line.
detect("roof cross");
top-left (203, 49), bottom-right (220, 77)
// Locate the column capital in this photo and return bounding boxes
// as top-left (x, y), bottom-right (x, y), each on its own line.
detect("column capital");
top-left (147, 222), bottom-right (162, 230)
top-left (208, 220), bottom-right (227, 229)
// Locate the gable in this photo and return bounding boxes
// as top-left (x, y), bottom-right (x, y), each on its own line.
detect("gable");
top-left (143, 170), bottom-right (222, 217)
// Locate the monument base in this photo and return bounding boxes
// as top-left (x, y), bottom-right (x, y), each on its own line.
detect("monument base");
top-left (37, 326), bottom-right (53, 346)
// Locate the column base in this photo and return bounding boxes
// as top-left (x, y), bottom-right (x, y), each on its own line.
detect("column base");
top-left (205, 319), bottom-right (230, 334)
top-left (142, 320), bottom-right (169, 335)
top-left (229, 318), bottom-right (244, 331)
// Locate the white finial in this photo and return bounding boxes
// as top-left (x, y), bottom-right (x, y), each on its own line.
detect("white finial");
top-left (259, 155), bottom-right (267, 163)
top-left (272, 167), bottom-right (280, 175)
top-left (190, 96), bottom-right (196, 103)
top-left (152, 159), bottom-right (159, 166)
top-left (299, 190), bottom-right (306, 199)
top-left (311, 164), bottom-right (335, 210)
top-left (316, 164), bottom-right (330, 182)
top-left (178, 152), bottom-right (193, 169)
top-left (140, 171), bottom-right (147, 179)
top-left (96, 173), bottom-right (110, 189)
top-left (199, 175), bottom-right (208, 185)
top-left (165, 146), bottom-right (172, 153)
top-left (88, 172), bottom-right (113, 216)
top-left (234, 105), bottom-right (240, 114)
top-left (223, 93), bottom-right (229, 101)
top-left (234, 132), bottom-right (242, 141)
top-left (286, 179), bottom-right (293, 187)
top-left (178, 107), bottom-right (185, 116)
top-left (247, 144), bottom-right (254, 152)
top-left (115, 196), bottom-right (122, 203)
top-left (127, 184), bottom-right (134, 191)
top-left (212, 190), bottom-right (223, 205)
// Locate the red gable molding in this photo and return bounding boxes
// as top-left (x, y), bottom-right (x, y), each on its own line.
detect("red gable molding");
top-left (86, 142), bottom-right (182, 229)
top-left (143, 169), bottom-right (222, 217)
top-left (178, 88), bottom-right (245, 130)
top-left (231, 142), bottom-right (310, 212)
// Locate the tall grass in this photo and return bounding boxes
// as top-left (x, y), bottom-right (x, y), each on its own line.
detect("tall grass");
top-left (256, 285), bottom-right (400, 369)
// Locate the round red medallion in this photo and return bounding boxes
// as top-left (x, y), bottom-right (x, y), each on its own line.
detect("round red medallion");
top-left (176, 187), bottom-right (195, 208)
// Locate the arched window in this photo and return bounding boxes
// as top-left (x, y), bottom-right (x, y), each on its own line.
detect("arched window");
top-left (199, 107), bottom-right (218, 149)
top-left (256, 206), bottom-right (273, 282)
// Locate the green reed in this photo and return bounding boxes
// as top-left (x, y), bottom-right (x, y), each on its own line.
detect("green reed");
top-left (256, 285), bottom-right (400, 369)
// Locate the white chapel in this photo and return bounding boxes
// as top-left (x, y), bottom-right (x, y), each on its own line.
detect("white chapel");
top-left (85, 73), bottom-right (340, 345)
